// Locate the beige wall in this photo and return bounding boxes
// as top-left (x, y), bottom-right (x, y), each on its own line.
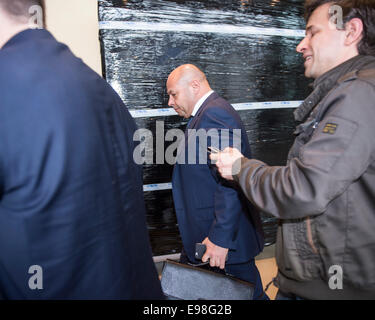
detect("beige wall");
top-left (44, 0), bottom-right (102, 76)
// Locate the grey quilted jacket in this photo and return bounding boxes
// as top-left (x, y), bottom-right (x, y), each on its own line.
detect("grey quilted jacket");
top-left (234, 55), bottom-right (375, 299)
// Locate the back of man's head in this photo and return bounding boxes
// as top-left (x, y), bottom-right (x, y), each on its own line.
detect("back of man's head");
top-left (304, 0), bottom-right (375, 56)
top-left (0, 0), bottom-right (44, 20)
top-left (172, 64), bottom-right (208, 86)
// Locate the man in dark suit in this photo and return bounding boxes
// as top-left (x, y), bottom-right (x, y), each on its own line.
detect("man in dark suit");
top-left (0, 0), bottom-right (163, 299)
top-left (167, 64), bottom-right (267, 299)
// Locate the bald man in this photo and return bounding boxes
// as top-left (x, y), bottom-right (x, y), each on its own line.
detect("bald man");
top-left (167, 64), bottom-right (268, 299)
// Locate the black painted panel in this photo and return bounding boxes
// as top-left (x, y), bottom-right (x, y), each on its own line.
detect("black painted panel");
top-left (100, 30), bottom-right (310, 108)
top-left (143, 189), bottom-right (182, 256)
top-left (99, 0), bottom-right (305, 29)
top-left (99, 0), bottom-right (311, 256)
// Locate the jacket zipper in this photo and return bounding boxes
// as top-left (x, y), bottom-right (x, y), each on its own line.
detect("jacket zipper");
top-left (306, 217), bottom-right (318, 254)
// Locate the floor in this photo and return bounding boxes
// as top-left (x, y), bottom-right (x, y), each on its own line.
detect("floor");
top-left (255, 245), bottom-right (278, 300)
top-left (156, 244), bottom-right (279, 300)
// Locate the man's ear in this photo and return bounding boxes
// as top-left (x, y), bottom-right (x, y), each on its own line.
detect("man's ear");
top-left (344, 18), bottom-right (364, 47)
top-left (191, 79), bottom-right (200, 92)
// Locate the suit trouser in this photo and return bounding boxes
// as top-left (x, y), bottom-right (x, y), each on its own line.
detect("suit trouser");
top-left (180, 249), bottom-right (268, 300)
top-left (225, 260), bottom-right (268, 300)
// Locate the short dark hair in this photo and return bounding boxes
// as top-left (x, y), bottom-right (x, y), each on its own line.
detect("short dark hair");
top-left (0, 0), bottom-right (44, 18)
top-left (304, 0), bottom-right (375, 56)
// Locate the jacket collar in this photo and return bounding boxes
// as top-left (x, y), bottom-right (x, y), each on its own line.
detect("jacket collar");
top-left (187, 91), bottom-right (217, 129)
top-left (191, 90), bottom-right (214, 117)
top-left (294, 55), bottom-right (375, 122)
top-left (2, 28), bottom-right (52, 50)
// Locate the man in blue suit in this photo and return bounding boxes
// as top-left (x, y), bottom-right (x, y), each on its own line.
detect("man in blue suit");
top-left (0, 0), bottom-right (163, 299)
top-left (167, 64), bottom-right (267, 299)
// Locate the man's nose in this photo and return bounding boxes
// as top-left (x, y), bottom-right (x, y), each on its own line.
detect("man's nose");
top-left (168, 96), bottom-right (174, 107)
top-left (296, 36), bottom-right (308, 53)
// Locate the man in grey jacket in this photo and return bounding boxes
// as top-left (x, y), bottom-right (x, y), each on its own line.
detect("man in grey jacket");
top-left (212, 0), bottom-right (375, 299)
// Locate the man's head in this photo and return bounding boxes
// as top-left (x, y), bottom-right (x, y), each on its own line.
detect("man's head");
top-left (166, 64), bottom-right (212, 118)
top-left (0, 0), bottom-right (43, 20)
top-left (0, 0), bottom-right (44, 48)
top-left (297, 0), bottom-right (375, 79)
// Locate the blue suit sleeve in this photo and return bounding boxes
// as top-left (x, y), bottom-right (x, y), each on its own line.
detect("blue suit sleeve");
top-left (0, 149), bottom-right (3, 199)
top-left (0, 169), bottom-right (3, 199)
top-left (198, 106), bottom-right (246, 250)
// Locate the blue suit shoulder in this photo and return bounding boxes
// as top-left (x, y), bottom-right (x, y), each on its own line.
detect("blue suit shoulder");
top-left (199, 97), bottom-right (242, 130)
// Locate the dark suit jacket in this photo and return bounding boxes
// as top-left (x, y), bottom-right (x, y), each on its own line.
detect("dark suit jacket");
top-left (172, 92), bottom-right (264, 264)
top-left (0, 29), bottom-right (163, 299)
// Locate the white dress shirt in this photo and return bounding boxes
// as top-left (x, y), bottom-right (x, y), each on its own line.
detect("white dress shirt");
top-left (191, 90), bottom-right (214, 117)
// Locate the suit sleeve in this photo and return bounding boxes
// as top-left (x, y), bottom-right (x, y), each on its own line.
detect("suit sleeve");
top-left (0, 130), bottom-right (3, 200)
top-left (0, 162), bottom-right (3, 199)
top-left (199, 106), bottom-right (246, 250)
top-left (234, 80), bottom-right (375, 219)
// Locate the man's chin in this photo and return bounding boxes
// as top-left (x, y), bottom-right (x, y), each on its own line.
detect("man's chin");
top-left (304, 68), bottom-right (315, 79)
top-left (175, 110), bottom-right (185, 118)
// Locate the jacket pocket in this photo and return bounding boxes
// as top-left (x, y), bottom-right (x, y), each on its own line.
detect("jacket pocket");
top-left (277, 218), bottom-right (323, 281)
top-left (300, 116), bottom-right (358, 173)
top-left (306, 217), bottom-right (319, 254)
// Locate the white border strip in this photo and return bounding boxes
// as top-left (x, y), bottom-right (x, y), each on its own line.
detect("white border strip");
top-left (233, 100), bottom-right (302, 111)
top-left (130, 100), bottom-right (302, 118)
top-left (130, 108), bottom-right (177, 118)
top-left (143, 182), bottom-right (173, 192)
top-left (100, 21), bottom-right (305, 38)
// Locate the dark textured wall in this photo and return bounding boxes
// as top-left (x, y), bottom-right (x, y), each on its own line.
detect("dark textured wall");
top-left (98, 0), bottom-right (312, 256)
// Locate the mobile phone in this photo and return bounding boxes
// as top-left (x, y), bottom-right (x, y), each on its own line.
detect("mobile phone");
top-left (195, 243), bottom-right (228, 261)
top-left (195, 243), bottom-right (207, 260)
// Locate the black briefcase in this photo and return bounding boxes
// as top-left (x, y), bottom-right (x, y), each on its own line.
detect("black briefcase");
top-left (160, 260), bottom-right (254, 300)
